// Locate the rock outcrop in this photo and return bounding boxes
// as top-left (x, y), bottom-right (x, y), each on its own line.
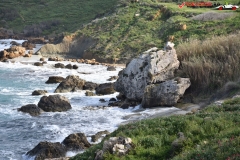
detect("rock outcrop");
top-left (62, 133), bottom-right (91, 151)
top-left (26, 141), bottom-right (66, 160)
top-left (38, 95), bottom-right (72, 112)
top-left (54, 75), bottom-right (85, 93)
top-left (0, 46), bottom-right (26, 61)
top-left (114, 47), bottom-right (179, 101)
top-left (141, 78), bottom-right (191, 107)
top-left (18, 104), bottom-right (42, 116)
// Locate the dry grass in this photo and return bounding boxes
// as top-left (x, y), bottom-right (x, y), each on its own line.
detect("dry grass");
top-left (176, 32), bottom-right (240, 95)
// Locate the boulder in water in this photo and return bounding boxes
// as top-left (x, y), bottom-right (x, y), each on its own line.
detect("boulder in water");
top-left (38, 94), bottom-right (72, 112)
top-left (26, 141), bottom-right (66, 160)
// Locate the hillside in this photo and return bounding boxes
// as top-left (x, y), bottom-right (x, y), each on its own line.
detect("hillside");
top-left (0, 0), bottom-right (118, 36)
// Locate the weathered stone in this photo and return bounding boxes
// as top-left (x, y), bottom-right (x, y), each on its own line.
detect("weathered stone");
top-left (96, 83), bottom-right (115, 95)
top-left (26, 141), bottom-right (66, 160)
top-left (91, 130), bottom-right (110, 142)
top-left (54, 75), bottom-right (85, 93)
top-left (62, 133), bottom-right (91, 151)
top-left (18, 104), bottom-right (42, 116)
top-left (114, 48), bottom-right (179, 101)
top-left (55, 63), bottom-right (65, 68)
top-left (45, 76), bottom-right (65, 84)
top-left (83, 82), bottom-right (99, 90)
top-left (141, 78), bottom-right (191, 108)
top-left (38, 94), bottom-right (72, 112)
top-left (94, 137), bottom-right (134, 160)
top-left (32, 90), bottom-right (48, 95)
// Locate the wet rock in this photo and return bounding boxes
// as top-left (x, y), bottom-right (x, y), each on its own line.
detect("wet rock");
top-left (72, 64), bottom-right (78, 69)
top-left (91, 130), bottom-right (110, 142)
top-left (40, 57), bottom-right (45, 61)
top-left (55, 63), bottom-right (65, 68)
top-left (107, 66), bottom-right (116, 71)
top-left (32, 90), bottom-right (48, 95)
top-left (120, 103), bottom-right (130, 109)
top-left (38, 94), bottom-right (72, 112)
top-left (18, 104), bottom-right (42, 116)
top-left (83, 82), bottom-right (99, 91)
top-left (54, 75), bottom-right (85, 93)
top-left (107, 76), bottom-right (118, 81)
top-left (45, 76), bottom-right (65, 84)
top-left (85, 91), bottom-right (96, 96)
top-left (26, 141), bottom-right (66, 160)
top-left (65, 64), bottom-right (72, 69)
top-left (62, 133), bottom-right (91, 151)
top-left (99, 99), bottom-right (106, 103)
top-left (33, 62), bottom-right (43, 66)
top-left (109, 98), bottom-right (117, 102)
top-left (96, 83), bottom-right (115, 95)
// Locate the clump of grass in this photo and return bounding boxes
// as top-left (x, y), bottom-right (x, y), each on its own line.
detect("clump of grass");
top-left (71, 97), bottom-right (240, 160)
top-left (176, 32), bottom-right (240, 95)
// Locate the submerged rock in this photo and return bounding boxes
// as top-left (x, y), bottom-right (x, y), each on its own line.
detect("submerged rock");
top-left (38, 94), bottom-right (72, 112)
top-left (32, 90), bottom-right (48, 96)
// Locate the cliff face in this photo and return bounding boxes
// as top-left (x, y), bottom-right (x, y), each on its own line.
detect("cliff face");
top-left (37, 35), bottom-right (97, 59)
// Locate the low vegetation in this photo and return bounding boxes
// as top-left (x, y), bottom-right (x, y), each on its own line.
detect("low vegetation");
top-left (71, 97), bottom-right (240, 160)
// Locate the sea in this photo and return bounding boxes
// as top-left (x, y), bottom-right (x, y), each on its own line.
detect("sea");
top-left (0, 39), bottom-right (182, 160)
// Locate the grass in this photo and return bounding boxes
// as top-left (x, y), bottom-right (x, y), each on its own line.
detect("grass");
top-left (71, 97), bottom-right (240, 160)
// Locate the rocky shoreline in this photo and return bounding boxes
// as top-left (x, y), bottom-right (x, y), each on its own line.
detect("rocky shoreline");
top-left (1, 40), bottom-right (198, 159)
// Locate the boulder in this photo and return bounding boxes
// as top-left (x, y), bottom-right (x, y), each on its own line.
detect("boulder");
top-left (22, 41), bottom-right (36, 50)
top-left (65, 64), bottom-right (72, 69)
top-left (85, 91), bottom-right (96, 96)
top-left (72, 64), bottom-right (78, 69)
top-left (32, 90), bottom-right (48, 96)
top-left (45, 76), bottom-right (65, 84)
top-left (26, 141), bottom-right (66, 160)
top-left (62, 133), bottom-right (91, 151)
top-left (55, 63), bottom-right (65, 68)
top-left (18, 104), bottom-right (42, 116)
top-left (107, 66), bottom-right (116, 71)
top-left (96, 83), bottom-right (115, 95)
top-left (83, 82), bottom-right (99, 90)
top-left (94, 137), bottom-right (134, 160)
top-left (38, 94), bottom-right (72, 112)
top-left (91, 130), bottom-right (110, 142)
top-left (54, 75), bottom-right (85, 93)
top-left (141, 78), bottom-right (191, 108)
top-left (40, 57), bottom-right (45, 61)
top-left (114, 48), bottom-right (179, 101)
top-left (33, 62), bottom-right (43, 66)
